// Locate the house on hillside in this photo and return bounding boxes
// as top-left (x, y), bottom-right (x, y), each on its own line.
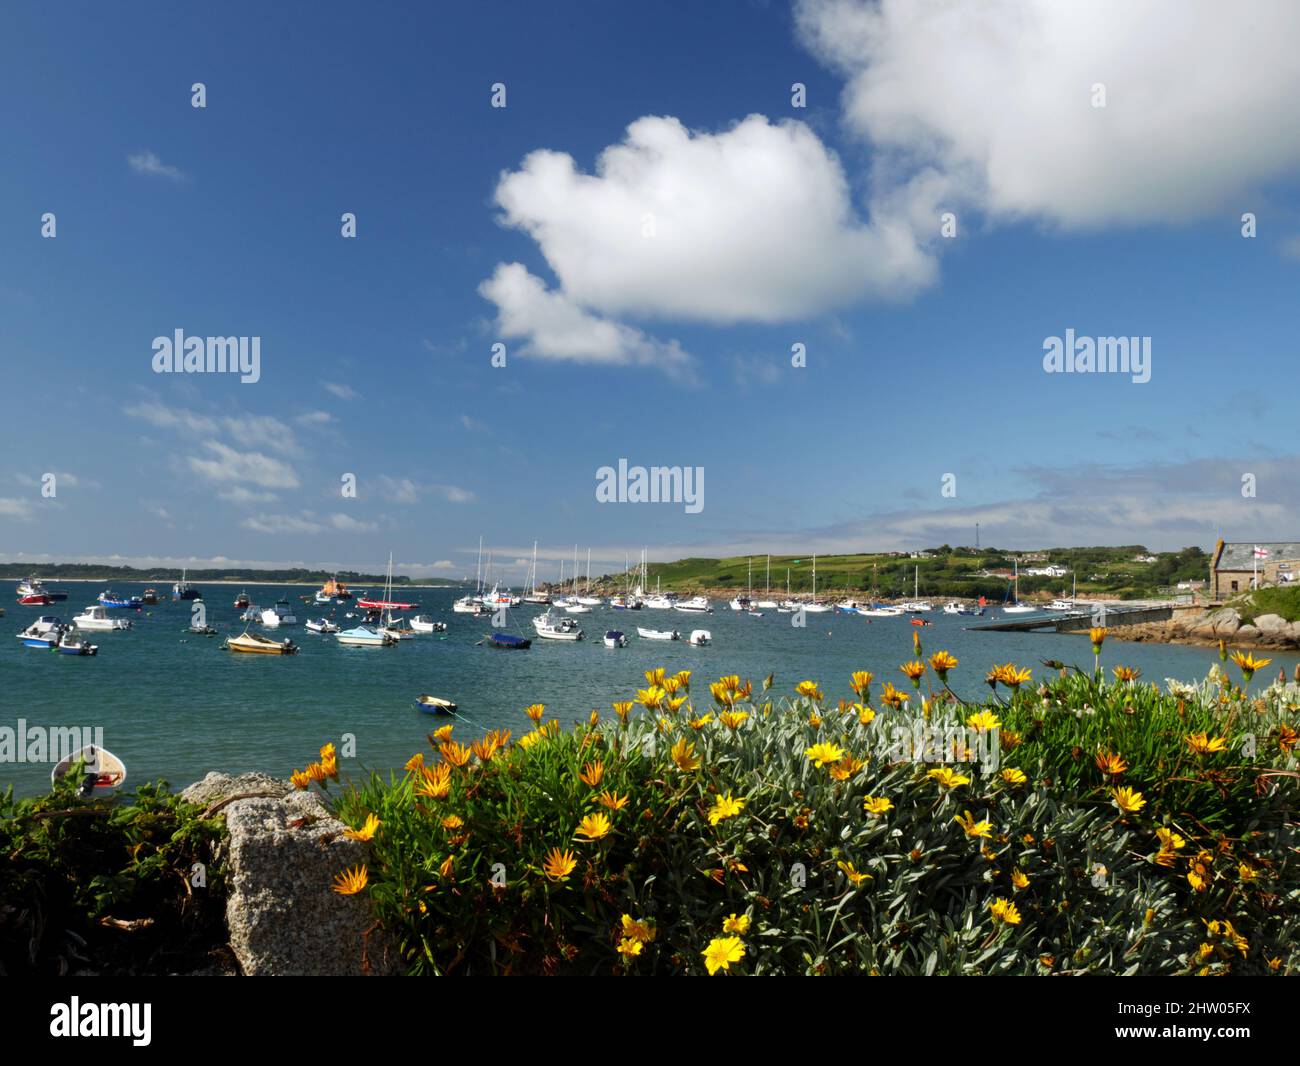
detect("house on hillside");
top-left (1210, 540), bottom-right (1300, 597)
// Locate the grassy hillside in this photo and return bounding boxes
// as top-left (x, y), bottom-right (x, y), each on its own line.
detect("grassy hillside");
top-left (1231, 584), bottom-right (1300, 623)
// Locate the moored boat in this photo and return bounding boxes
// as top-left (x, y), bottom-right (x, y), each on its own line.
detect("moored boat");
top-left (261, 599), bottom-right (298, 627)
top-left (411, 614), bottom-right (447, 633)
top-left (141, 588), bottom-right (159, 605)
top-left (225, 630), bottom-right (299, 654)
top-left (637, 626), bottom-right (679, 641)
top-left (57, 631), bottom-right (99, 655)
top-left (51, 745), bottom-right (126, 795)
top-left (603, 630), bottom-right (628, 648)
top-left (336, 625), bottom-right (395, 647)
top-left (688, 629), bottom-right (712, 646)
top-left (415, 694), bottom-right (458, 715)
top-left (533, 608), bottom-right (584, 640)
top-left (18, 617), bottom-right (64, 648)
top-left (673, 596), bottom-right (712, 613)
top-left (172, 568), bottom-right (202, 601)
top-left (73, 605), bottom-right (133, 631)
top-left (233, 590), bottom-right (250, 609)
top-left (306, 618), bottom-right (341, 634)
top-left (484, 632), bottom-right (530, 649)
top-left (98, 590), bottom-right (143, 609)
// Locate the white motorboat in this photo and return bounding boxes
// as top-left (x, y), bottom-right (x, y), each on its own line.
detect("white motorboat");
top-left (411, 614), bottom-right (447, 633)
top-left (261, 599), bottom-right (298, 627)
top-left (73, 605), bottom-right (133, 631)
top-left (306, 618), bottom-right (340, 633)
top-left (563, 601), bottom-right (592, 614)
top-left (637, 627), bottom-right (679, 641)
top-left (241, 605), bottom-right (263, 623)
top-left (642, 594), bottom-right (674, 609)
top-left (942, 601), bottom-right (969, 615)
top-left (858, 605), bottom-right (904, 617)
top-left (603, 630), bottom-right (628, 648)
top-left (336, 625), bottom-right (395, 647)
top-left (673, 596), bottom-right (712, 613)
top-left (533, 608), bottom-right (584, 641)
top-left (57, 630), bottom-right (98, 655)
top-left (688, 629), bottom-right (711, 646)
top-left (729, 596), bottom-right (753, 611)
top-left (453, 596), bottom-right (486, 614)
top-left (1046, 599), bottom-right (1077, 612)
top-left (900, 601), bottom-right (934, 613)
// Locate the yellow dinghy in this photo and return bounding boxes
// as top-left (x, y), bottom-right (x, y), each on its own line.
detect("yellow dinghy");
top-left (224, 630), bottom-right (299, 655)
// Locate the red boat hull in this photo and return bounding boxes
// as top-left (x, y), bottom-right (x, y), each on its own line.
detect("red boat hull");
top-left (357, 598), bottom-right (419, 610)
top-left (19, 594), bottom-right (53, 605)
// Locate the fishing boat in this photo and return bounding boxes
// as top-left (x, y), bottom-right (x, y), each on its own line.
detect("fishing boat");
top-left (637, 627), bottom-right (679, 641)
top-left (261, 599), bottom-right (298, 627)
top-left (642, 594), bottom-right (674, 609)
top-left (73, 605), bottom-right (133, 631)
top-left (18, 590), bottom-right (53, 606)
top-left (483, 632), bottom-right (531, 649)
top-left (51, 745), bottom-right (126, 795)
top-left (603, 630), bottom-right (628, 648)
top-left (98, 590), bottom-right (143, 609)
top-left (17, 577), bottom-right (67, 602)
top-left (316, 577), bottom-right (352, 604)
top-left (673, 596), bottom-right (712, 613)
top-left (1002, 561), bottom-right (1037, 613)
top-left (911, 618), bottom-right (932, 627)
top-left (410, 614), bottom-right (447, 633)
top-left (688, 629), bottom-right (712, 646)
top-left (336, 625), bottom-right (395, 647)
top-left (141, 588), bottom-right (159, 605)
top-left (729, 596), bottom-right (753, 611)
top-left (306, 618), bottom-right (340, 633)
top-left (240, 605), bottom-right (262, 623)
top-left (17, 617), bottom-right (64, 648)
top-left (415, 694), bottom-right (458, 716)
top-left (533, 608), bottom-right (583, 641)
top-left (233, 590), bottom-right (250, 609)
top-left (224, 630), bottom-right (299, 654)
top-left (57, 631), bottom-right (99, 655)
top-left (172, 568), bottom-right (202, 601)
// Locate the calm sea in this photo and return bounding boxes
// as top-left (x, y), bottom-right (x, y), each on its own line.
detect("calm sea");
top-left (3, 582), bottom-right (1292, 797)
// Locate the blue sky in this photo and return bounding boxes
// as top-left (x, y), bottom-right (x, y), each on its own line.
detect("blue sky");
top-left (3, 0), bottom-right (1300, 582)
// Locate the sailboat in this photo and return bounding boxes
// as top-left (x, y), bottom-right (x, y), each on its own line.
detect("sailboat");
top-left (900, 566), bottom-right (934, 612)
top-left (455, 537), bottom-right (488, 613)
top-left (563, 546), bottom-right (591, 612)
top-left (801, 555), bottom-right (832, 612)
top-left (1002, 560), bottom-right (1037, 613)
top-left (729, 558), bottom-right (755, 611)
top-left (1046, 571), bottom-right (1079, 611)
top-left (576, 548), bottom-right (602, 605)
top-left (753, 554), bottom-right (778, 609)
top-left (523, 541), bottom-right (551, 604)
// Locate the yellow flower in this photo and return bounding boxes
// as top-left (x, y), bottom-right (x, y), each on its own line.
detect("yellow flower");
top-left (999, 664), bottom-right (1032, 689)
top-left (954, 810), bottom-right (993, 839)
top-left (988, 897), bottom-right (1021, 925)
top-left (850, 670), bottom-right (874, 697)
top-left (795, 680), bottom-right (823, 701)
top-left (332, 864), bottom-right (368, 895)
top-left (1185, 732), bottom-right (1228, 756)
top-left (1011, 868), bottom-right (1030, 890)
top-left (1155, 827), bottom-right (1186, 852)
top-left (900, 660), bottom-right (926, 687)
top-left (879, 682), bottom-right (908, 708)
top-left (439, 855), bottom-right (455, 879)
top-left (804, 742), bottom-right (847, 767)
top-left (661, 676), bottom-right (682, 695)
top-left (306, 762), bottom-right (328, 784)
top-left (837, 861), bottom-right (872, 887)
top-left (688, 713), bottom-right (714, 730)
top-left (617, 937), bottom-right (643, 958)
top-left (665, 696), bottom-right (687, 713)
top-left (717, 674), bottom-right (741, 692)
top-left (416, 763), bottom-right (453, 800)
top-left (928, 651), bottom-right (958, 680)
top-left (290, 769), bottom-right (311, 790)
top-left (524, 703), bottom-right (546, 724)
top-left (722, 913), bottom-right (751, 934)
top-left (965, 709), bottom-right (1001, 733)
top-left (1277, 723), bottom-right (1299, 752)
top-left (928, 767), bottom-right (971, 789)
top-left (404, 752), bottom-right (425, 773)
top-left (621, 914), bottom-right (657, 943)
top-left (579, 760), bottom-right (605, 787)
top-left (708, 793), bottom-right (746, 826)
top-left (856, 705), bottom-right (876, 726)
top-left (542, 847), bottom-right (578, 881)
top-left (829, 754), bottom-right (866, 781)
top-left (612, 700), bottom-right (633, 723)
top-left (343, 812), bottom-right (381, 842)
top-left (1090, 627), bottom-right (1107, 653)
top-left (637, 686), bottom-right (667, 710)
top-left (1112, 665), bottom-right (1142, 683)
top-left (432, 724), bottom-right (454, 743)
top-left (1000, 767), bottom-right (1027, 787)
top-left (719, 709), bottom-right (749, 730)
top-left (808, 711), bottom-right (822, 728)
top-left (1238, 863), bottom-right (1259, 883)
top-left (588, 709), bottom-right (601, 727)
top-left (1111, 786), bottom-right (1146, 814)
top-left (597, 790), bottom-right (629, 811)
top-left (644, 667), bottom-right (667, 688)
top-left (671, 736), bottom-right (701, 772)
top-left (673, 670), bottom-right (692, 690)
top-left (517, 731), bottom-right (543, 751)
top-left (441, 814), bottom-right (464, 830)
top-left (321, 751), bottom-right (339, 778)
top-left (1095, 750), bottom-right (1128, 777)
top-left (440, 741), bottom-right (473, 769)
top-left (1229, 650), bottom-right (1271, 680)
top-left (576, 812), bottom-right (613, 840)
top-left (863, 796), bottom-right (893, 815)
top-left (701, 936), bottom-right (746, 975)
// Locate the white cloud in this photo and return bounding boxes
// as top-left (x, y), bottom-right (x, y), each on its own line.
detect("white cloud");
top-left (125, 404), bottom-right (299, 454)
top-left (322, 381), bottom-right (358, 401)
top-left (218, 486), bottom-right (279, 506)
top-left (795, 0), bottom-right (1300, 229)
top-left (374, 476), bottom-right (475, 505)
top-left (460, 415), bottom-right (487, 432)
top-left (0, 498), bottom-right (35, 521)
top-left (241, 513), bottom-right (323, 535)
top-left (329, 513), bottom-right (378, 533)
top-left (295, 410), bottom-right (334, 426)
top-left (187, 441), bottom-right (299, 489)
top-left (127, 150), bottom-right (186, 181)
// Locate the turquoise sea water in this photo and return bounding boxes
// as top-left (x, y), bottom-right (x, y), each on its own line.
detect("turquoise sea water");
top-left (3, 582), bottom-right (1294, 797)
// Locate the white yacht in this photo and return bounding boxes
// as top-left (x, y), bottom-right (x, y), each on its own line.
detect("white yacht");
top-left (73, 605), bottom-right (133, 631)
top-left (673, 596), bottom-right (712, 613)
top-left (533, 609), bottom-right (584, 641)
top-left (261, 599), bottom-right (298, 627)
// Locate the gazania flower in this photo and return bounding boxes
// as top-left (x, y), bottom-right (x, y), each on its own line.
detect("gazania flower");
top-left (612, 700), bottom-right (633, 723)
top-left (587, 709), bottom-right (600, 727)
top-left (343, 813), bottom-right (381, 842)
top-left (524, 703), bottom-right (546, 724)
top-left (808, 711), bottom-right (822, 728)
top-left (332, 865), bottom-right (368, 895)
top-left (1095, 750), bottom-right (1128, 777)
top-left (717, 674), bottom-right (741, 692)
top-left (621, 914), bottom-right (657, 943)
top-left (863, 796), bottom-right (893, 815)
top-left (597, 790), bottom-right (629, 811)
top-left (404, 752), bottom-right (425, 773)
top-left (1155, 826), bottom-right (1186, 852)
top-left (579, 760), bottom-right (605, 787)
top-left (657, 716), bottom-right (676, 734)
top-left (671, 736), bottom-right (701, 772)
top-left (576, 812), bottom-right (613, 840)
top-left (912, 630), bottom-right (922, 656)
top-left (319, 742), bottom-right (336, 764)
top-left (416, 763), bottom-right (453, 799)
top-left (1229, 650), bottom-right (1270, 681)
top-left (722, 913), bottom-right (751, 934)
top-left (665, 695), bottom-right (687, 713)
top-left (542, 847), bottom-right (577, 881)
top-left (928, 767), bottom-right (971, 789)
top-left (440, 741), bottom-right (473, 768)
top-left (661, 676), bottom-right (682, 695)
top-left (837, 861), bottom-right (872, 887)
top-left (999, 664), bottom-right (1032, 690)
top-left (988, 897), bottom-right (1021, 925)
top-left (517, 731), bottom-right (543, 751)
top-left (829, 755), bottom-right (866, 781)
top-left (795, 680), bottom-right (823, 701)
top-left (471, 737), bottom-right (500, 763)
top-left (1011, 869), bottom-right (1030, 890)
top-left (1000, 767), bottom-right (1027, 787)
top-left (1238, 863), bottom-right (1259, 884)
top-left (850, 670), bottom-right (874, 697)
top-left (290, 769), bottom-right (311, 790)
top-left (954, 810), bottom-right (993, 839)
top-left (1185, 732), bottom-right (1228, 755)
top-left (707, 792), bottom-right (746, 826)
top-left (928, 651), bottom-right (958, 681)
top-left (1090, 627), bottom-right (1107, 654)
top-left (439, 855), bottom-right (455, 878)
top-left (441, 814), bottom-right (464, 830)
top-left (644, 667), bottom-right (666, 688)
top-left (305, 762), bottom-right (328, 784)
top-left (984, 666), bottom-right (1002, 690)
top-left (673, 670), bottom-right (692, 689)
top-left (965, 709), bottom-right (1001, 733)
top-left (1111, 786), bottom-right (1146, 814)
top-left (432, 724), bottom-right (454, 743)
top-left (856, 705), bottom-right (876, 726)
top-left (709, 682), bottom-right (737, 707)
top-left (636, 686), bottom-right (666, 710)
top-left (879, 682), bottom-right (908, 709)
top-left (900, 661), bottom-right (926, 688)
top-left (719, 709), bottom-right (749, 729)
top-left (1112, 665), bottom-right (1142, 683)
top-left (617, 937), bottom-right (643, 958)
top-left (1277, 723), bottom-right (1299, 752)
top-left (688, 713), bottom-right (714, 730)
top-left (321, 751), bottom-right (339, 779)
top-left (1000, 730), bottom-right (1023, 750)
top-left (702, 936), bottom-right (746, 975)
top-left (805, 742), bottom-right (847, 767)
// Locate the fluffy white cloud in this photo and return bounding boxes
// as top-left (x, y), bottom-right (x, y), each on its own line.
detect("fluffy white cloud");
top-left (127, 150), bottom-right (186, 181)
top-left (187, 441), bottom-right (299, 489)
top-left (795, 0), bottom-right (1300, 228)
top-left (0, 498), bottom-right (35, 521)
top-left (374, 475), bottom-right (475, 505)
top-left (322, 381), bottom-right (358, 401)
top-left (329, 513), bottom-right (378, 533)
top-left (241, 513), bottom-right (322, 535)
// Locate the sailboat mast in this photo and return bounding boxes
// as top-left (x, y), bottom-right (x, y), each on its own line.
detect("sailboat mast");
top-left (475, 536), bottom-right (483, 594)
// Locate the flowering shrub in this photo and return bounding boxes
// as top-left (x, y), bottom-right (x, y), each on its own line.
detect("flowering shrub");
top-left (314, 647), bottom-right (1300, 975)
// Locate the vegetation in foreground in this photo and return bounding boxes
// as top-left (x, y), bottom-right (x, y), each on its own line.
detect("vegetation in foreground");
top-left (309, 632), bottom-right (1300, 975)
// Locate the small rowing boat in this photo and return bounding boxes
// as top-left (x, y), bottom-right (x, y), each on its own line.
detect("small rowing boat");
top-left (415, 694), bottom-right (458, 715)
top-left (51, 745), bottom-right (126, 795)
top-left (637, 627), bottom-right (679, 641)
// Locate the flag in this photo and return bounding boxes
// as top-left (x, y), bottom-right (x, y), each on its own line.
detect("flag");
top-left (1254, 546), bottom-right (1270, 558)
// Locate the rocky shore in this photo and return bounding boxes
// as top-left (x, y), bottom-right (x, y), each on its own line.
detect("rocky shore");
top-left (1103, 606), bottom-right (1300, 652)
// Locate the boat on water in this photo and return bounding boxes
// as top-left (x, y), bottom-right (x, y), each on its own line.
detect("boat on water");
top-left (98, 590), bottom-right (143, 609)
top-left (687, 629), bottom-right (711, 646)
top-left (187, 621), bottom-right (218, 635)
top-left (141, 588), bottom-right (159, 605)
top-left (381, 616), bottom-right (416, 640)
top-left (358, 594), bottom-right (419, 609)
top-left (261, 599), bottom-right (298, 627)
top-left (483, 632), bottom-right (530, 649)
top-left (51, 745), bottom-right (126, 795)
top-left (911, 618), bottom-right (933, 627)
top-left (73, 605), bottom-right (133, 631)
top-left (316, 577), bottom-right (352, 603)
top-left (17, 577), bottom-right (67, 602)
top-left (533, 608), bottom-right (584, 641)
top-left (57, 630), bottom-right (98, 655)
top-left (603, 630), bottom-right (628, 648)
top-left (673, 596), bottom-right (712, 613)
top-left (18, 617), bottom-right (64, 648)
top-left (1046, 599), bottom-right (1078, 612)
top-left (729, 595), bottom-right (754, 612)
top-left (233, 590), bottom-right (250, 609)
top-left (336, 625), bottom-right (395, 647)
top-left (942, 601), bottom-right (967, 614)
top-left (415, 694), bottom-right (457, 716)
top-left (224, 630), bottom-right (299, 654)
top-left (453, 595), bottom-right (486, 614)
top-left (637, 626), bottom-right (679, 641)
top-left (1003, 560), bottom-right (1037, 613)
top-left (858, 605), bottom-right (904, 617)
top-left (18, 591), bottom-right (53, 606)
top-left (172, 569), bottom-right (202, 601)
top-left (563, 601), bottom-right (592, 614)
top-left (306, 618), bottom-right (340, 633)
top-left (410, 614), bottom-right (447, 633)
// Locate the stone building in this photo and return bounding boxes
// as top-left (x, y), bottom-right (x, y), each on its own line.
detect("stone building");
top-left (1210, 540), bottom-right (1300, 598)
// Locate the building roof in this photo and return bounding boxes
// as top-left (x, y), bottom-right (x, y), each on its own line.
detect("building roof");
top-left (1216, 542), bottom-right (1300, 569)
